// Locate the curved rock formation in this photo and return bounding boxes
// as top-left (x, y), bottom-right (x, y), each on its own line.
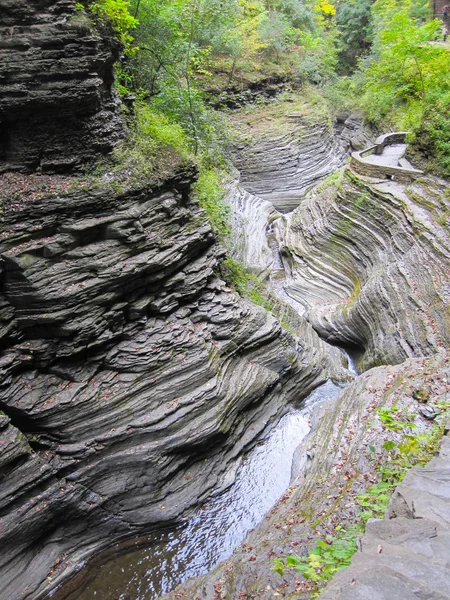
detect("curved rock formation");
top-left (0, 7), bottom-right (353, 597)
top-left (232, 106), bottom-right (346, 213)
top-left (280, 169), bottom-right (450, 370)
top-left (155, 118), bottom-right (450, 600)
top-left (226, 178), bottom-right (278, 274)
top-left (0, 163), bottom-right (346, 600)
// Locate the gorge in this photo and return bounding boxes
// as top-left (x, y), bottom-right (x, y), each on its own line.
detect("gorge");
top-left (1, 1), bottom-right (450, 600)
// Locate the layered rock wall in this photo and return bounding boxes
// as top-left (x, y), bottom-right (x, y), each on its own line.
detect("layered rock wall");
top-left (0, 165), bottom-right (343, 600)
top-left (232, 109), bottom-right (345, 213)
top-left (0, 5), bottom-right (348, 598)
top-left (0, 0), bottom-right (124, 173)
top-left (280, 170), bottom-right (450, 370)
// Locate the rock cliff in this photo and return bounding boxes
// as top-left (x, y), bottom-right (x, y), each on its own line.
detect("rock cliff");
top-left (0, 6), bottom-right (346, 595)
top-left (0, 0), bottom-right (124, 173)
top-left (159, 122), bottom-right (450, 600)
top-left (280, 171), bottom-right (450, 370)
top-left (0, 165), bottom-right (343, 600)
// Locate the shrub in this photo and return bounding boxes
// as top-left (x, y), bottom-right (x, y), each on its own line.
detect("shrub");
top-left (193, 169), bottom-right (230, 240)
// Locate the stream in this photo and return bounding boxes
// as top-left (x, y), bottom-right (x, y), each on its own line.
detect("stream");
top-left (61, 382), bottom-right (343, 600)
top-left (57, 118), bottom-right (354, 600)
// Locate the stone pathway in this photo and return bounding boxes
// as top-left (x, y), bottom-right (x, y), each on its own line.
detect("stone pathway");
top-left (363, 143), bottom-right (416, 170)
top-left (363, 144), bottom-right (408, 168)
top-left (320, 423), bottom-right (450, 600)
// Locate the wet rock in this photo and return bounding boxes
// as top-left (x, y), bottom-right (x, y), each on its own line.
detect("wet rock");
top-left (0, 165), bottom-right (343, 599)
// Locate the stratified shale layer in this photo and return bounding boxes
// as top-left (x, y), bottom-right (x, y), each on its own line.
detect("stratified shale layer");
top-left (0, 167), bottom-right (341, 600)
top-left (231, 105), bottom-right (346, 213)
top-left (321, 428), bottom-right (450, 600)
top-left (161, 351), bottom-right (450, 600)
top-left (0, 0), bottom-right (124, 173)
top-left (280, 170), bottom-right (450, 370)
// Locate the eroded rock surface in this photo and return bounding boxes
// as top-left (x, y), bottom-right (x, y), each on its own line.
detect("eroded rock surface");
top-left (232, 108), bottom-right (345, 213)
top-left (0, 167), bottom-right (343, 600)
top-left (320, 427), bottom-right (450, 600)
top-left (161, 352), bottom-right (450, 600)
top-left (280, 170), bottom-right (450, 370)
top-left (0, 0), bottom-right (124, 173)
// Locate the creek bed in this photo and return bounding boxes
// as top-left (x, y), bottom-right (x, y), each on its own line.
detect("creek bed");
top-left (61, 382), bottom-right (342, 600)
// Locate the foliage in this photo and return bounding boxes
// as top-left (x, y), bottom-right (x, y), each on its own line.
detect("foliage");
top-left (272, 399), bottom-right (450, 594)
top-left (87, 0), bottom-right (138, 51)
top-left (110, 102), bottom-right (192, 182)
top-left (335, 0), bottom-right (374, 73)
top-left (415, 91), bottom-right (450, 176)
top-left (134, 102), bottom-right (190, 154)
top-left (356, 0), bottom-right (450, 175)
top-left (271, 527), bottom-right (358, 584)
top-left (127, 0), bottom-right (338, 94)
top-left (193, 169), bottom-right (230, 240)
top-left (221, 259), bottom-right (273, 310)
top-left (375, 405), bottom-right (417, 432)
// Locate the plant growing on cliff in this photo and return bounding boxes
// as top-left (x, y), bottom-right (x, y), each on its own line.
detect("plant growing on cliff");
top-left (272, 400), bottom-right (450, 594)
top-left (193, 169), bottom-right (231, 240)
top-left (272, 527), bottom-right (358, 584)
top-left (83, 0), bottom-right (138, 51)
top-left (110, 101), bottom-right (192, 181)
top-left (221, 259), bottom-right (275, 310)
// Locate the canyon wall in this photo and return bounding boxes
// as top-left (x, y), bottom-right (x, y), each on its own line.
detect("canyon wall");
top-left (162, 113), bottom-right (450, 600)
top-left (0, 0), bottom-right (124, 173)
top-left (0, 168), bottom-right (340, 600)
top-left (162, 352), bottom-right (450, 600)
top-left (281, 171), bottom-right (450, 370)
top-left (0, 3), bottom-right (344, 599)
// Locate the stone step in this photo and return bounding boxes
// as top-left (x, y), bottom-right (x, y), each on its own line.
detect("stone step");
top-left (320, 433), bottom-right (450, 599)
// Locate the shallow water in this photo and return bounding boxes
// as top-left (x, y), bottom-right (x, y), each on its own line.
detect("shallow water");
top-left (69, 383), bottom-right (341, 600)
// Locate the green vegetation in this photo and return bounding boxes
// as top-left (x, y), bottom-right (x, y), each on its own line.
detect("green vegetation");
top-left (359, 0), bottom-right (450, 175)
top-left (127, 0), bottom-right (339, 93)
top-left (75, 0), bottom-right (449, 238)
top-left (271, 399), bottom-right (450, 596)
top-left (221, 258), bottom-right (274, 310)
top-left (193, 169), bottom-right (231, 240)
top-left (77, 0), bottom-right (138, 50)
top-left (335, 0), bottom-right (373, 73)
top-left (321, 0), bottom-right (450, 177)
top-left (110, 102), bottom-right (192, 181)
top-left (272, 526), bottom-right (358, 584)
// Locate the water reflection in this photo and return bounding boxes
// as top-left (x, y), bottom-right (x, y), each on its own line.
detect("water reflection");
top-left (73, 390), bottom-right (335, 600)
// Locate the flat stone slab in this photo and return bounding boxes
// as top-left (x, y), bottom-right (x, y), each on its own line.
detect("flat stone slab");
top-left (364, 144), bottom-right (407, 167)
top-left (320, 432), bottom-right (450, 599)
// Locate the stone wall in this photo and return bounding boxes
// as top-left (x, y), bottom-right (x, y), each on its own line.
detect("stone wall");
top-left (350, 132), bottom-right (424, 182)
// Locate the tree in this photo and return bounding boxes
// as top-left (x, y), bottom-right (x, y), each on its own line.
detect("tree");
top-left (336, 0), bottom-right (374, 73)
top-left (359, 0), bottom-right (450, 175)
